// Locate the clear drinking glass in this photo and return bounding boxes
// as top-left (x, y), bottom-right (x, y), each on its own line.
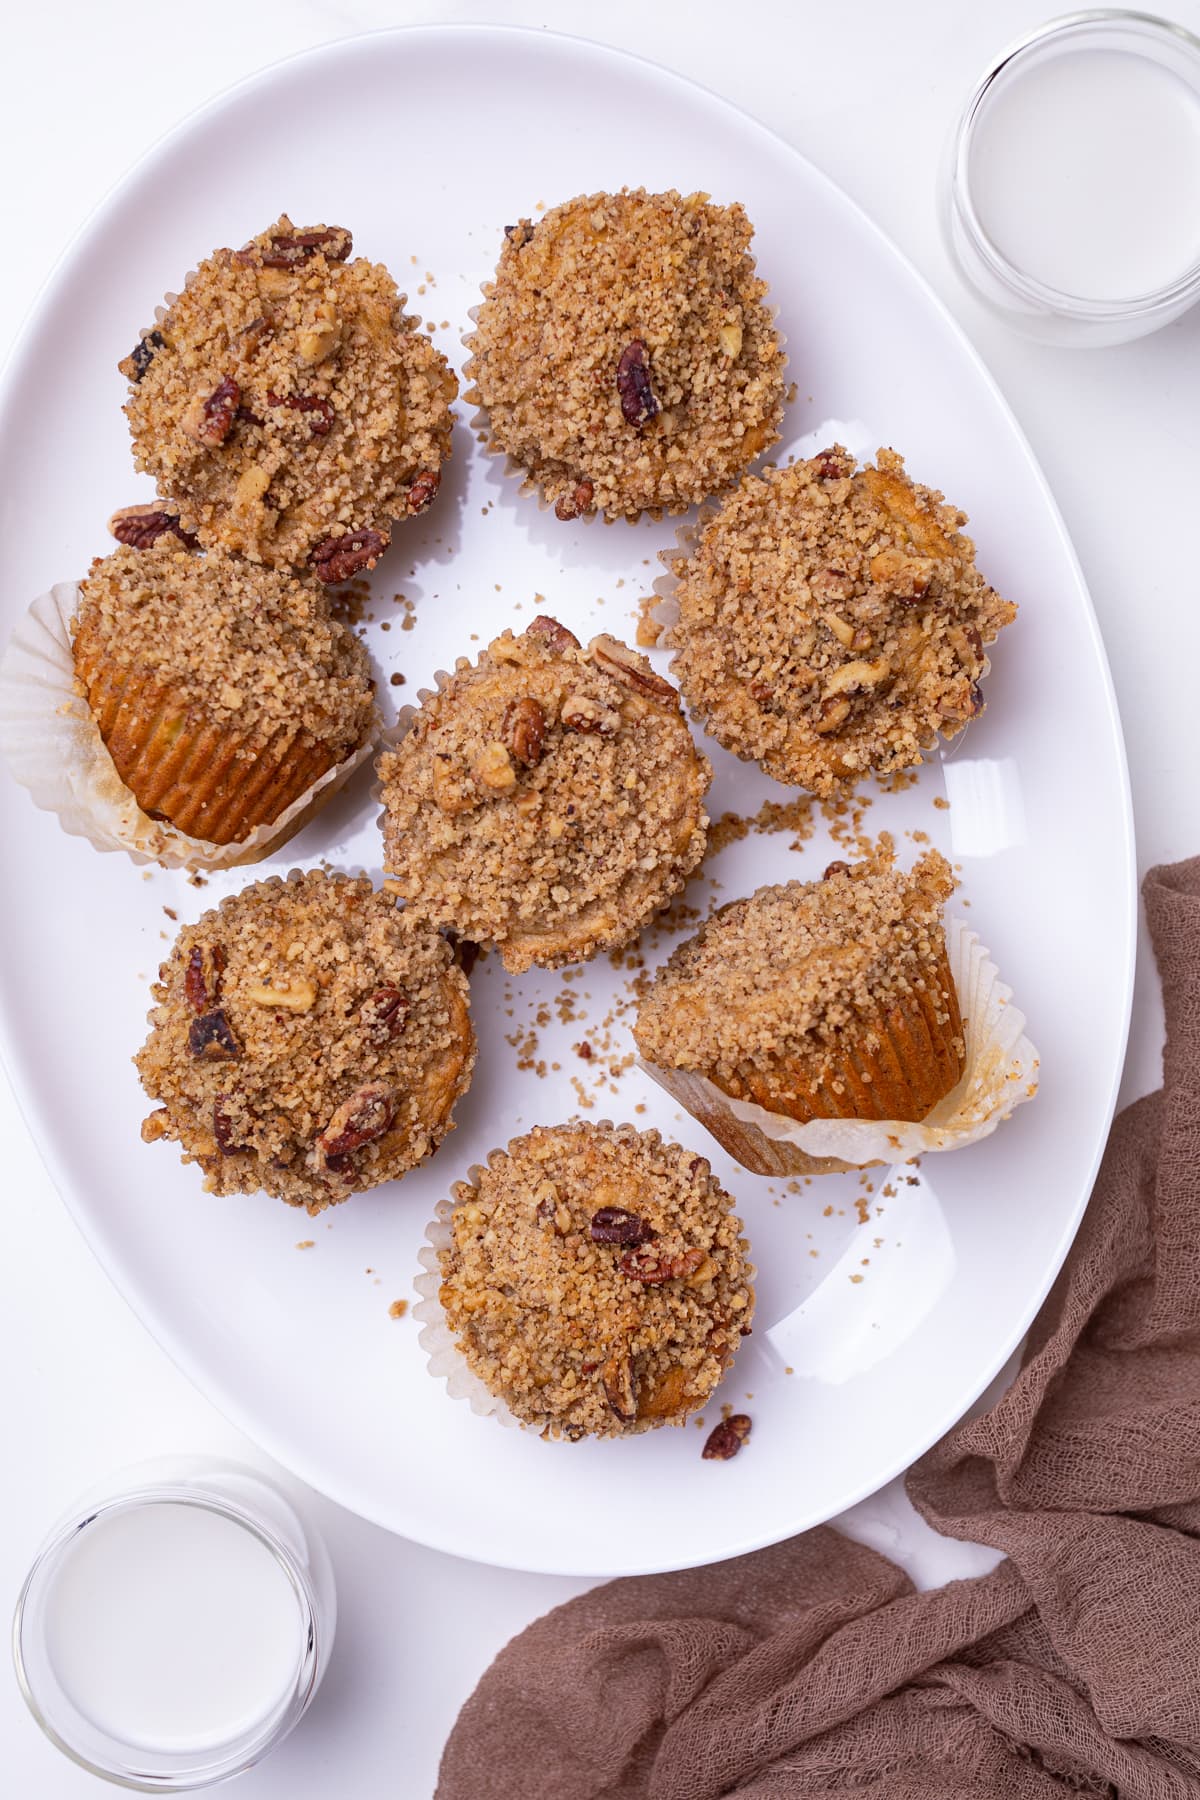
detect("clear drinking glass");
top-left (942, 10), bottom-right (1200, 345)
top-left (13, 1457), bottom-right (336, 1791)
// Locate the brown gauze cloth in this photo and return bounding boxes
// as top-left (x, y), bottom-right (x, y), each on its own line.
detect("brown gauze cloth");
top-left (438, 859), bottom-right (1200, 1800)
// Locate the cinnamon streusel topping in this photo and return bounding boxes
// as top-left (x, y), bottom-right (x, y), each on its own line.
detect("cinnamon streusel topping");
top-left (73, 543), bottom-right (375, 756)
top-left (437, 1121), bottom-right (753, 1439)
top-left (664, 447), bottom-right (1017, 793)
top-left (634, 851), bottom-right (959, 1102)
top-left (464, 188), bottom-right (785, 521)
top-left (377, 617), bottom-right (710, 973)
top-left (137, 871), bottom-right (475, 1212)
top-left (122, 217), bottom-right (457, 573)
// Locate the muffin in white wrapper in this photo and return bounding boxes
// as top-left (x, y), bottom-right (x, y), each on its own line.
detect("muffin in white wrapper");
top-left (639, 917), bottom-right (1039, 1177)
top-left (413, 1190), bottom-right (519, 1430)
top-left (0, 583), bottom-right (378, 871)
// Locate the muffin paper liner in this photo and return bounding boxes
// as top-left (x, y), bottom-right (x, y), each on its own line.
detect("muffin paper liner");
top-left (460, 286), bottom-right (788, 526)
top-left (639, 917), bottom-right (1039, 1176)
top-left (0, 582), bottom-right (378, 870)
top-left (413, 1126), bottom-right (756, 1434)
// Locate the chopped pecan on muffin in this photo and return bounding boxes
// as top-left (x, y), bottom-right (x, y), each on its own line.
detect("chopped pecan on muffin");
top-left (464, 188), bottom-right (785, 521)
top-left (435, 1122), bottom-right (753, 1439)
top-left (137, 870), bottom-right (475, 1212)
top-left (377, 616), bottom-right (710, 972)
top-left (635, 851), bottom-right (964, 1136)
top-left (121, 216), bottom-right (457, 574)
top-left (663, 446), bottom-right (1016, 793)
top-left (71, 540), bottom-right (376, 846)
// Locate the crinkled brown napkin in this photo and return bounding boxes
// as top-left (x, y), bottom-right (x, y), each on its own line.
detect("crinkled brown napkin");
top-left (439, 859), bottom-right (1200, 1800)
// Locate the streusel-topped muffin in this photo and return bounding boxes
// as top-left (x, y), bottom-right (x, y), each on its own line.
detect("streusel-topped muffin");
top-left (137, 871), bottom-right (475, 1212)
top-left (121, 217), bottom-right (457, 577)
top-left (72, 539), bottom-right (376, 845)
top-left (435, 1122), bottom-right (753, 1439)
top-left (377, 616), bottom-right (710, 972)
top-left (635, 851), bottom-right (964, 1127)
top-left (663, 446), bottom-right (1016, 793)
top-left (464, 188), bottom-right (785, 521)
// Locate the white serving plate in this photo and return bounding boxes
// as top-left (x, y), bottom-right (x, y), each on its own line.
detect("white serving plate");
top-left (0, 25), bottom-right (1134, 1577)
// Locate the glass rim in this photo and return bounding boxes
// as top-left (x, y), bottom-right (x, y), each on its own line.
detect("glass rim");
top-left (951, 8), bottom-right (1200, 317)
top-left (12, 1484), bottom-right (324, 1793)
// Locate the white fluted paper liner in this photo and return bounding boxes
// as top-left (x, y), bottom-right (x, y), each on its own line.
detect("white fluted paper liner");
top-left (413, 1186), bottom-right (519, 1429)
top-left (0, 582), bottom-right (378, 870)
top-left (639, 917), bottom-right (1040, 1177)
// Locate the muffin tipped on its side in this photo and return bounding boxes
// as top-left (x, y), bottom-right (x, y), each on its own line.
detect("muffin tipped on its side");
top-left (464, 188), bottom-right (785, 521)
top-left (433, 1121), bottom-right (754, 1439)
top-left (137, 870), bottom-right (475, 1212)
top-left (663, 446), bottom-right (1016, 793)
top-left (121, 216), bottom-right (457, 574)
top-left (635, 851), bottom-right (964, 1139)
top-left (71, 540), bottom-right (376, 846)
top-left (377, 616), bottom-right (710, 972)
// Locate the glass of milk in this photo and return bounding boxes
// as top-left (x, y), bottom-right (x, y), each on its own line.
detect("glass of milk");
top-left (13, 1457), bottom-right (336, 1789)
top-left (943, 10), bottom-right (1200, 344)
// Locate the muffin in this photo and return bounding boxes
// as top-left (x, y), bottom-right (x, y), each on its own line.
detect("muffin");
top-left (377, 616), bottom-right (710, 973)
top-left (464, 188), bottom-right (785, 521)
top-left (635, 852), bottom-right (966, 1171)
top-left (662, 446), bottom-right (1017, 793)
top-left (137, 870), bottom-right (475, 1212)
top-left (121, 216), bottom-right (457, 577)
top-left (429, 1122), bottom-right (754, 1439)
top-left (71, 538), bottom-right (376, 846)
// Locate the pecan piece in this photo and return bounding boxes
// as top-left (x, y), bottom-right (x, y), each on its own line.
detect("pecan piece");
top-left (260, 226), bottom-right (352, 268)
top-left (616, 339), bottom-right (658, 426)
top-left (590, 1207), bottom-right (653, 1246)
top-left (812, 695), bottom-right (851, 734)
top-left (182, 376), bottom-right (241, 447)
top-left (504, 221), bottom-right (534, 248)
top-left (554, 480), bottom-right (594, 522)
top-left (589, 634), bottom-right (675, 700)
top-left (475, 741), bottom-right (516, 792)
top-left (315, 1083), bottom-right (395, 1170)
top-left (813, 447), bottom-right (853, 481)
top-left (823, 860), bottom-right (851, 880)
top-left (184, 944), bottom-right (226, 1014)
top-left (119, 329), bottom-right (165, 384)
top-left (619, 1245), bottom-right (705, 1284)
top-left (870, 547), bottom-right (935, 600)
top-left (526, 615), bottom-right (580, 654)
top-left (502, 697), bottom-right (546, 767)
top-left (108, 504), bottom-right (200, 552)
top-left (969, 681), bottom-right (985, 717)
top-left (407, 469), bottom-right (440, 515)
top-left (702, 1415), bottom-right (752, 1461)
top-left (188, 1009), bottom-right (240, 1062)
top-left (600, 1352), bottom-right (637, 1423)
top-left (310, 528), bottom-right (388, 583)
top-left (561, 692), bottom-right (620, 736)
top-left (266, 390), bottom-right (334, 436)
top-left (212, 1096), bottom-right (245, 1155)
top-left (358, 985), bottom-right (409, 1040)
top-left (245, 978), bottom-right (317, 1012)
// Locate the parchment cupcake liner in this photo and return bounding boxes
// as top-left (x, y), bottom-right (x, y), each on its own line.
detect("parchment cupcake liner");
top-left (461, 290), bottom-right (788, 526)
top-left (413, 1126), bottom-right (757, 1434)
top-left (639, 917), bottom-right (1039, 1176)
top-left (0, 582), bottom-right (378, 870)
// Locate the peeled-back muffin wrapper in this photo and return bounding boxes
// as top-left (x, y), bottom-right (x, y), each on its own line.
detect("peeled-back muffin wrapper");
top-left (639, 918), bottom-right (1040, 1176)
top-left (459, 295), bottom-right (787, 526)
top-left (0, 582), bottom-right (378, 871)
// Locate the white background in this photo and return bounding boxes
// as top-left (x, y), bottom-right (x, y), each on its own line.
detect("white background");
top-left (3, 1), bottom-right (1198, 1793)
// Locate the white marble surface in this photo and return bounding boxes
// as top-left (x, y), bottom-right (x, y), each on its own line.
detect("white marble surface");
top-left (3, 2), bottom-right (1197, 1793)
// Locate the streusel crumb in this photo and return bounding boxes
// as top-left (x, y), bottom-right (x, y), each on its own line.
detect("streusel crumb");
top-left (664, 446), bottom-right (1016, 793)
top-left (436, 1121), bottom-right (753, 1438)
top-left (122, 217), bottom-right (457, 573)
top-left (377, 616), bottom-right (710, 973)
top-left (137, 870), bottom-right (474, 1212)
top-left (464, 189), bottom-right (785, 520)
